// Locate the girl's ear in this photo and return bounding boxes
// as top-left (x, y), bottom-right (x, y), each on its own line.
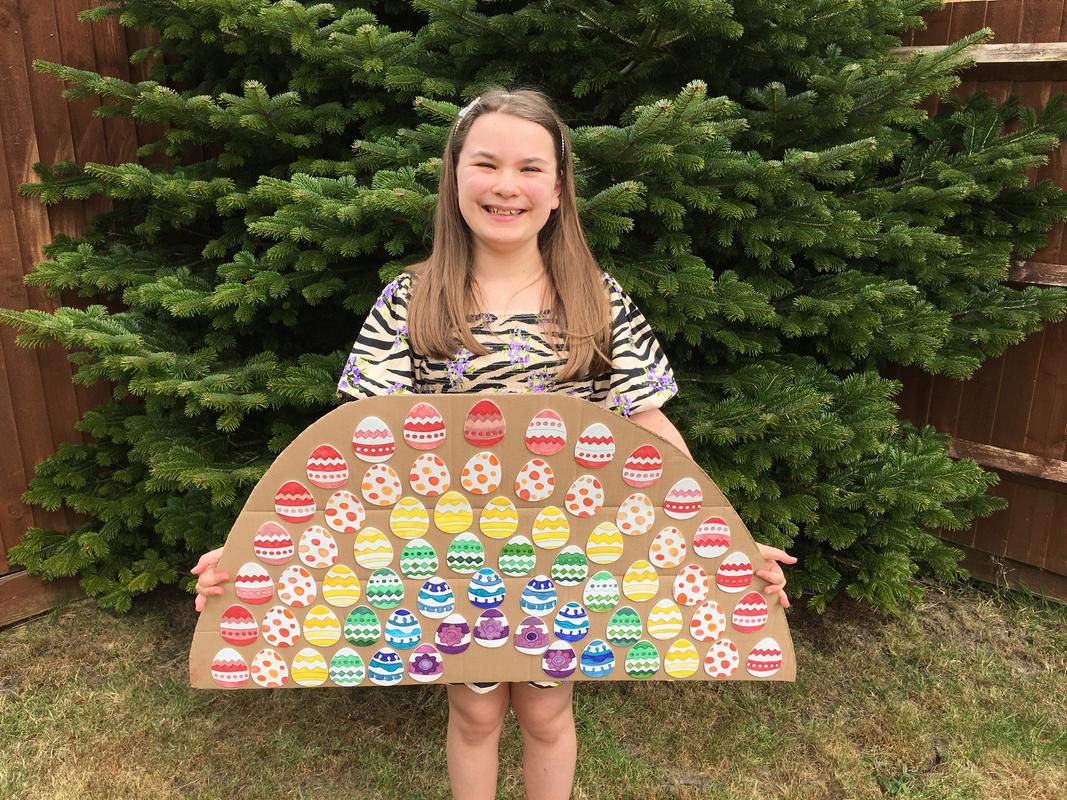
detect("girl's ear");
top-left (552, 177), bottom-right (562, 210)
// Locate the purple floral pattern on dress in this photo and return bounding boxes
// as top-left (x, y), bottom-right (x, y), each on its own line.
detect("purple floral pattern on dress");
top-left (645, 366), bottom-right (677, 395)
top-left (526, 367), bottom-right (557, 394)
top-left (446, 348), bottom-right (473, 390)
top-left (339, 352), bottom-right (366, 392)
top-left (507, 329), bottom-right (532, 368)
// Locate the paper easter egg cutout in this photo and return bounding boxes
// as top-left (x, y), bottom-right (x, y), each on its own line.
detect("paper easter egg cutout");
top-left (190, 394), bottom-right (795, 687)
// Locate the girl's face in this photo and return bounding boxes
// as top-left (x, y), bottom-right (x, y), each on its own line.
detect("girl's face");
top-left (456, 111), bottom-right (562, 255)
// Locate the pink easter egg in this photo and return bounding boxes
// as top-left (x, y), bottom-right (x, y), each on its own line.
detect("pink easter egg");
top-left (219, 604), bottom-right (258, 646)
top-left (715, 551), bottom-right (754, 593)
top-left (524, 409), bottom-right (567, 456)
top-left (464, 399), bottom-right (506, 446)
top-left (574, 423), bottom-right (614, 468)
top-left (403, 402), bottom-right (446, 450)
top-left (622, 444), bottom-right (663, 488)
top-left (745, 637), bottom-right (782, 677)
top-left (351, 416), bottom-right (395, 462)
top-left (234, 562), bottom-right (274, 605)
top-left (253, 522), bottom-right (294, 565)
top-left (732, 591), bottom-right (769, 632)
top-left (305, 443), bottom-right (349, 488)
top-left (210, 648), bottom-right (249, 688)
top-left (693, 516), bottom-right (731, 558)
top-left (274, 480), bottom-right (316, 522)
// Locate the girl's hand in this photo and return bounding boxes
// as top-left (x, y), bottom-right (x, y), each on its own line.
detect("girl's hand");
top-left (190, 546), bottom-right (228, 613)
top-left (754, 542), bottom-right (797, 608)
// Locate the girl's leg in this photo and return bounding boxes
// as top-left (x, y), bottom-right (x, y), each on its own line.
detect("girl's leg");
top-left (446, 682), bottom-right (510, 800)
top-left (510, 682), bottom-right (576, 800)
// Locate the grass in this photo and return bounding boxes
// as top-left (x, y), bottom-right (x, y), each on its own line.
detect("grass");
top-left (0, 578), bottom-right (1064, 800)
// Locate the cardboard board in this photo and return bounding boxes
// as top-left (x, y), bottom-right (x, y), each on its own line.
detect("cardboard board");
top-left (189, 394), bottom-right (795, 688)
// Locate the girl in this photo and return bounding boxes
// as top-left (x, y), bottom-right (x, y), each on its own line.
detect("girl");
top-left (193, 86), bottom-right (795, 800)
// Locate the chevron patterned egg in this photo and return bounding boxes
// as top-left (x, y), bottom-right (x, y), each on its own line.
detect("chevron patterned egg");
top-left (704, 638), bottom-right (740, 678)
top-left (408, 643), bottom-right (445, 682)
top-left (408, 453), bottom-right (450, 496)
top-left (582, 570), bottom-right (620, 612)
top-left (473, 608), bottom-right (509, 648)
top-left (732, 591), bottom-right (770, 632)
top-left (384, 608), bottom-right (422, 649)
top-left (574, 422), bottom-right (614, 468)
top-left (531, 506), bottom-right (569, 549)
top-left (616, 492), bottom-right (655, 536)
top-left (664, 639), bottom-right (700, 678)
top-left (390, 496), bottom-right (429, 539)
top-left (585, 522), bottom-right (624, 564)
top-left (715, 551), bottom-right (754, 593)
top-left (622, 444), bottom-right (663, 488)
top-left (499, 536), bottom-right (537, 577)
top-left (606, 606), bottom-right (643, 646)
top-left (324, 490), bottom-right (365, 534)
top-left (275, 480), bottom-right (315, 522)
top-left (673, 564), bottom-right (711, 606)
top-left (234, 562), bottom-right (274, 605)
top-left (322, 564), bottom-right (361, 607)
top-left (253, 522), bottom-right (294, 565)
top-left (368, 647), bottom-right (405, 686)
top-left (479, 496), bottom-right (519, 539)
top-left (306, 443), bottom-right (348, 489)
top-left (580, 639), bottom-right (615, 677)
top-left (468, 567), bottom-right (506, 609)
top-left (416, 577), bottom-right (455, 619)
top-left (328, 647), bottom-right (365, 686)
top-left (515, 458), bottom-right (555, 502)
top-left (646, 599), bottom-right (684, 640)
top-left (445, 532), bottom-right (485, 574)
top-left (524, 409), bottom-right (567, 456)
top-left (663, 477), bottom-right (702, 520)
top-left (624, 640), bottom-right (660, 679)
top-left (360, 464), bottom-right (402, 507)
top-left (564, 475), bottom-right (604, 518)
top-left (648, 526), bottom-right (686, 569)
top-left (550, 545), bottom-right (588, 585)
top-left (302, 604), bottom-right (341, 646)
top-left (351, 415), bottom-right (395, 462)
top-left (434, 490), bottom-right (473, 534)
top-left (622, 560), bottom-right (660, 602)
top-left (553, 602), bottom-right (589, 642)
top-left (693, 516), bottom-right (731, 558)
top-left (520, 575), bottom-right (557, 615)
top-left (461, 451), bottom-right (501, 495)
top-left (366, 568), bottom-right (404, 609)
top-left (399, 538), bottom-right (438, 579)
top-left (276, 565), bottom-right (316, 608)
top-left (343, 606), bottom-right (381, 647)
top-left (434, 613), bottom-right (471, 654)
top-left (261, 605), bottom-right (300, 648)
top-left (249, 647), bottom-right (288, 687)
top-left (210, 648), bottom-right (249, 688)
top-left (219, 604), bottom-right (258, 646)
top-left (353, 526), bottom-right (393, 569)
top-left (291, 647), bottom-right (329, 687)
top-left (689, 599), bottom-right (728, 642)
top-left (403, 401), bottom-right (446, 450)
top-left (746, 637), bottom-right (783, 677)
top-left (298, 526), bottom-right (338, 569)
top-left (464, 399), bottom-right (506, 447)
top-left (541, 641), bottom-right (576, 679)
top-left (514, 616), bottom-right (551, 655)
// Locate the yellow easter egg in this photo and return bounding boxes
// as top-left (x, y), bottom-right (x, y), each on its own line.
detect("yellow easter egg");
top-left (433, 490), bottom-right (473, 534)
top-left (302, 604), bottom-right (341, 647)
top-left (585, 522), bottom-right (624, 565)
top-left (291, 647), bottom-right (329, 686)
top-left (322, 564), bottom-right (361, 607)
top-left (353, 526), bottom-right (393, 569)
top-left (664, 639), bottom-right (700, 678)
top-left (479, 496), bottom-right (519, 539)
top-left (390, 496), bottom-right (429, 539)
top-left (532, 506), bottom-right (570, 549)
top-left (645, 598), bottom-right (683, 639)
top-left (622, 559), bottom-right (660, 602)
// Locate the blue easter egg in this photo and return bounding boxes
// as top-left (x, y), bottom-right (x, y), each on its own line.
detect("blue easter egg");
top-left (384, 608), bottom-right (422, 649)
top-left (519, 575), bottom-right (557, 615)
top-left (552, 602), bottom-right (589, 642)
top-left (580, 639), bottom-right (615, 677)
top-left (368, 647), bottom-right (404, 686)
top-left (417, 577), bottom-right (455, 619)
top-left (468, 567), bottom-right (505, 609)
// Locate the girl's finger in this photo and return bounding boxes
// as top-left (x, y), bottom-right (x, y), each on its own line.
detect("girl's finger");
top-left (760, 546), bottom-right (797, 564)
top-left (195, 595), bottom-right (205, 613)
top-left (780, 591), bottom-right (791, 608)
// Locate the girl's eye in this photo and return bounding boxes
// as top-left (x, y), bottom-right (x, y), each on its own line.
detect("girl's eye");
top-left (475, 163), bottom-right (541, 172)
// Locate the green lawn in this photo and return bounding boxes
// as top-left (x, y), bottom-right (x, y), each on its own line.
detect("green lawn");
top-left (1, 579), bottom-right (1063, 799)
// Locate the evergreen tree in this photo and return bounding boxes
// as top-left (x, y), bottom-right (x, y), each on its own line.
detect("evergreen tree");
top-left (4, 0), bottom-right (1066, 613)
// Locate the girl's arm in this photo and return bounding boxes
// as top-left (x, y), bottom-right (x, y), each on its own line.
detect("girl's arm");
top-left (628, 407), bottom-right (692, 458)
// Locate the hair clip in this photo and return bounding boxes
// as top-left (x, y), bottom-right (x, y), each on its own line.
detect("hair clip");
top-left (457, 98), bottom-right (481, 120)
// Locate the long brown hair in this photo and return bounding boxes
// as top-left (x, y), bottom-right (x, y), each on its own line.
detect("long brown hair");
top-left (405, 85), bottom-right (612, 382)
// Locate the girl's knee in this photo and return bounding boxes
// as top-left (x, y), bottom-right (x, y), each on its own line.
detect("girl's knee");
top-left (448, 686), bottom-right (508, 743)
top-left (513, 689), bottom-right (575, 745)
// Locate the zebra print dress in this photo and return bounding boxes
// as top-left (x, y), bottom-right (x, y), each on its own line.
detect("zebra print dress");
top-left (336, 272), bottom-right (678, 417)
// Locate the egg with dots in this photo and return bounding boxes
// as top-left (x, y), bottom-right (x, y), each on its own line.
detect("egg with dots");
top-left (616, 492), bottom-right (655, 536)
top-left (703, 638), bottom-right (740, 678)
top-left (693, 515), bottom-right (731, 558)
top-left (664, 639), bottom-right (700, 678)
top-left (460, 451), bottom-right (502, 495)
top-left (479, 496), bottom-right (518, 539)
top-left (253, 522), bottom-right (294, 565)
top-left (324, 490), bottom-right (366, 534)
top-left (408, 644), bottom-right (445, 683)
top-left (662, 477), bottom-right (702, 520)
top-left (445, 532), bottom-right (485, 574)
top-left (579, 640), bottom-right (615, 677)
top-left (329, 648), bottom-right (365, 687)
top-left (582, 570), bottom-right (620, 612)
top-left (672, 564), bottom-right (711, 607)
top-left (514, 616), bottom-right (551, 656)
top-left (732, 592), bottom-right (770, 632)
top-left (514, 458), bottom-right (555, 502)
top-left (360, 464), bottom-right (402, 507)
top-left (210, 648), bottom-right (249, 688)
top-left (464, 399), bottom-right (506, 447)
top-left (274, 480), bottom-right (315, 522)
top-left (343, 606), bottom-right (381, 647)
top-left (389, 496), bottom-right (429, 539)
top-left (399, 538), bottom-right (438, 579)
top-left (550, 545), bottom-right (588, 585)
top-left (298, 526), bottom-right (338, 569)
top-left (302, 605), bottom-right (342, 647)
top-left (606, 606), bottom-right (643, 646)
top-left (402, 401), bottom-right (446, 450)
top-left (622, 444), bottom-right (663, 488)
top-left (434, 490), bottom-right (474, 534)
top-left (574, 422), bottom-right (615, 468)
top-left (524, 408), bottom-right (567, 456)
top-left (261, 605), bottom-right (300, 648)
top-left (408, 453), bottom-right (450, 496)
top-left (322, 565), bottom-right (361, 607)
top-left (234, 562), bottom-right (274, 605)
top-left (366, 567), bottom-right (404, 610)
top-left (276, 565), bottom-right (317, 608)
top-left (499, 536), bottom-right (538, 577)
top-left (305, 443), bottom-right (348, 489)
top-left (689, 599), bottom-right (728, 642)
top-left (624, 640), bottom-right (660, 679)
top-left (250, 647), bottom-right (289, 687)
top-left (291, 647), bottom-right (329, 687)
top-left (746, 637), bottom-right (783, 678)
top-left (531, 506), bottom-right (569, 549)
top-left (564, 475), bottom-right (604, 518)
top-left (648, 526), bottom-right (686, 569)
top-left (353, 526), bottom-right (393, 569)
top-left (351, 415), bottom-right (395, 463)
top-left (715, 551), bottom-right (754, 593)
top-left (219, 604), bottom-right (258, 646)
top-left (585, 522), bottom-right (624, 565)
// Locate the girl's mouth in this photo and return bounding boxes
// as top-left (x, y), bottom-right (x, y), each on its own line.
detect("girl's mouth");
top-left (483, 206), bottom-right (527, 219)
